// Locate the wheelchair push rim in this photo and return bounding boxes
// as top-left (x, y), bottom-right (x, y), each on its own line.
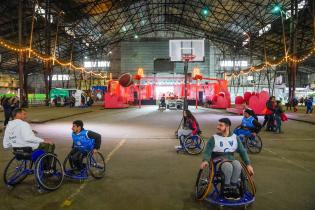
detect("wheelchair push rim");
top-left (195, 161), bottom-right (214, 200)
top-left (184, 136), bottom-right (205, 155)
top-left (246, 135), bottom-right (262, 154)
top-left (88, 151), bottom-right (106, 179)
top-left (240, 162), bottom-right (256, 196)
top-left (35, 153), bottom-right (64, 191)
top-left (3, 157), bottom-right (30, 186)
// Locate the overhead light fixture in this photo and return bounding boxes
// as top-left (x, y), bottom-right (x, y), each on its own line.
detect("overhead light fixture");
top-left (247, 76), bottom-right (253, 81)
top-left (134, 34), bottom-right (139, 39)
top-left (202, 7), bottom-right (210, 16)
top-left (272, 4), bottom-right (282, 13)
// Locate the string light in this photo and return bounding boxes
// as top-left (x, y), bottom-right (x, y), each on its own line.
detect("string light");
top-left (1, 38), bottom-right (314, 81)
top-left (225, 45), bottom-right (315, 80)
top-left (0, 39), bottom-right (107, 79)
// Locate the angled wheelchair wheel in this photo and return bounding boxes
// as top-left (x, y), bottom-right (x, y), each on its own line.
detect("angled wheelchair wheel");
top-left (35, 153), bottom-right (64, 191)
top-left (184, 136), bottom-right (205, 155)
top-left (240, 162), bottom-right (256, 196)
top-left (195, 161), bottom-right (214, 200)
top-left (88, 151), bottom-right (106, 179)
top-left (246, 135), bottom-right (262, 154)
top-left (63, 153), bottom-right (75, 176)
top-left (3, 157), bottom-right (30, 186)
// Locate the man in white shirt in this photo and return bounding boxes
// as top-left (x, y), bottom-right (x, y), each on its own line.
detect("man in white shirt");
top-left (3, 108), bottom-right (55, 153)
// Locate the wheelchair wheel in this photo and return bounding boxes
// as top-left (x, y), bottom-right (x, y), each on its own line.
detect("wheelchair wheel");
top-left (63, 153), bottom-right (76, 175)
top-left (240, 162), bottom-right (256, 196)
top-left (35, 153), bottom-right (64, 191)
top-left (88, 151), bottom-right (106, 179)
top-left (3, 157), bottom-right (30, 186)
top-left (246, 135), bottom-right (262, 154)
top-left (195, 161), bottom-right (214, 200)
top-left (183, 136), bottom-right (205, 155)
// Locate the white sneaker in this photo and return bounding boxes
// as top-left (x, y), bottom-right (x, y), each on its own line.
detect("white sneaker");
top-left (174, 145), bottom-right (182, 150)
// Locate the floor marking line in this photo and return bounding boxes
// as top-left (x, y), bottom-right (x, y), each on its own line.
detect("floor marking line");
top-left (264, 148), bottom-right (312, 173)
top-left (60, 139), bottom-right (126, 208)
top-left (105, 139), bottom-right (126, 163)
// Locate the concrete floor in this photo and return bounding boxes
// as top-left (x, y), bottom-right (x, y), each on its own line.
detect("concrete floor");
top-left (0, 106), bottom-right (315, 210)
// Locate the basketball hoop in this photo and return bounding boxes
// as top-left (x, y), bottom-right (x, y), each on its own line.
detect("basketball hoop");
top-left (181, 54), bottom-right (196, 62)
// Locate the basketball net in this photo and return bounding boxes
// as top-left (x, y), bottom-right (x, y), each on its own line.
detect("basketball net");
top-left (181, 54), bottom-right (196, 62)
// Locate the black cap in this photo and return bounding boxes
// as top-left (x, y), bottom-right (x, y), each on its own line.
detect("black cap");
top-left (244, 109), bottom-right (252, 115)
top-left (73, 120), bottom-right (84, 128)
top-left (218, 118), bottom-right (231, 126)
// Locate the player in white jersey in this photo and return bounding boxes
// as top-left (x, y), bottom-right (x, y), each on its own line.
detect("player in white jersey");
top-left (200, 118), bottom-right (254, 200)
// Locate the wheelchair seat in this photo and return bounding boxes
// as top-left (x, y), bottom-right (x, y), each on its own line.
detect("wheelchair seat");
top-left (13, 147), bottom-right (33, 160)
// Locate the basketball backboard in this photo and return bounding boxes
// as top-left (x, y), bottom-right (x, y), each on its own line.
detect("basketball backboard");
top-left (169, 39), bottom-right (205, 62)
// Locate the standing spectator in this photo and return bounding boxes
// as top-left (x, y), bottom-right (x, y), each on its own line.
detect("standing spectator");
top-left (305, 97), bottom-right (313, 114)
top-left (70, 96), bottom-right (75, 108)
top-left (87, 96), bottom-right (94, 107)
top-left (263, 96), bottom-right (276, 131)
top-left (3, 97), bottom-right (12, 127)
top-left (64, 96), bottom-right (69, 107)
top-left (0, 96), bottom-right (6, 107)
top-left (10, 97), bottom-right (20, 117)
top-left (56, 96), bottom-right (62, 107)
top-left (21, 95), bottom-right (28, 108)
top-left (285, 98), bottom-right (292, 111)
top-left (53, 96), bottom-right (57, 107)
top-left (292, 97), bottom-right (299, 112)
top-left (275, 100), bottom-right (284, 134)
top-left (81, 95), bottom-right (86, 107)
top-left (299, 97), bottom-right (304, 106)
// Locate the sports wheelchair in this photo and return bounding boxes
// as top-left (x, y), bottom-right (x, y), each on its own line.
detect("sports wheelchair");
top-left (176, 133), bottom-right (205, 155)
top-left (234, 128), bottom-right (262, 154)
top-left (63, 149), bottom-right (106, 180)
top-left (195, 159), bottom-right (256, 209)
top-left (3, 147), bottom-right (64, 192)
top-left (158, 102), bottom-right (167, 112)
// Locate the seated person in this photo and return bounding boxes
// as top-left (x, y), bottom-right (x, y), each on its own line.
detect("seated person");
top-left (234, 109), bottom-right (262, 138)
top-left (242, 104), bottom-right (258, 121)
top-left (160, 94), bottom-right (166, 107)
top-left (3, 108), bottom-right (54, 153)
top-left (176, 109), bottom-right (201, 148)
top-left (200, 118), bottom-right (254, 200)
top-left (70, 120), bottom-right (101, 171)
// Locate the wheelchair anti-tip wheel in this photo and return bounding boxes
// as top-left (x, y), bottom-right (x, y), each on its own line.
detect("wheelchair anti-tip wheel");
top-left (88, 151), bottom-right (106, 179)
top-left (246, 135), bottom-right (262, 154)
top-left (183, 136), bottom-right (205, 155)
top-left (3, 157), bottom-right (30, 187)
top-left (35, 153), bottom-right (64, 191)
top-left (195, 161), bottom-right (214, 200)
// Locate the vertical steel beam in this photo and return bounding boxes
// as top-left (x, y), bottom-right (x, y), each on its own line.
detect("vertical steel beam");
top-left (18, 0), bottom-right (25, 107)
